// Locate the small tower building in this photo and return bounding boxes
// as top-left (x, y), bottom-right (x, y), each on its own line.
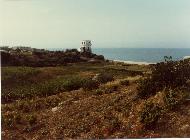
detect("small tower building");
top-left (80, 40), bottom-right (92, 53)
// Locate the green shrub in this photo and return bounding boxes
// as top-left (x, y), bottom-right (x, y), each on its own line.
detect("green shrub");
top-left (63, 77), bottom-right (84, 91)
top-left (139, 101), bottom-right (162, 127)
top-left (163, 88), bottom-right (188, 109)
top-left (82, 79), bottom-right (99, 91)
top-left (152, 59), bottom-right (190, 87)
top-left (137, 59), bottom-right (190, 99)
top-left (137, 78), bottom-right (161, 99)
top-left (95, 73), bottom-right (114, 84)
top-left (120, 79), bottom-right (130, 86)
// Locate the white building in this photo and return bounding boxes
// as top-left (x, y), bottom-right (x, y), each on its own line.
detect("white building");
top-left (80, 40), bottom-right (92, 53)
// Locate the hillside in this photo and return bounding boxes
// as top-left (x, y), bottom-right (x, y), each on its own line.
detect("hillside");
top-left (1, 48), bottom-right (105, 67)
top-left (1, 59), bottom-right (190, 139)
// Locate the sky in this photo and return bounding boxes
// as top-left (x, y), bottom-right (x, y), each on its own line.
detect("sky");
top-left (0, 0), bottom-right (190, 48)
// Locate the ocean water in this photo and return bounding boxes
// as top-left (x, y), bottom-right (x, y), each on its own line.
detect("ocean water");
top-left (92, 48), bottom-right (190, 63)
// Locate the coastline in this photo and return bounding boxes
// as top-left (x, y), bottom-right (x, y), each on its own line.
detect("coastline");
top-left (111, 55), bottom-right (190, 65)
top-left (112, 59), bottom-right (156, 65)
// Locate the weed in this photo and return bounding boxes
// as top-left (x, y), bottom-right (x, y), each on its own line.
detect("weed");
top-left (139, 101), bottom-right (162, 127)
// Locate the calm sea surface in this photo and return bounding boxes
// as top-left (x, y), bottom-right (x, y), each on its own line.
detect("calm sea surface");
top-left (92, 48), bottom-right (190, 63)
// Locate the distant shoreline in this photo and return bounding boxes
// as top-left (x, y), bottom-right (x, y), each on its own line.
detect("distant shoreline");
top-left (112, 55), bottom-right (190, 65)
top-left (112, 59), bottom-right (156, 65)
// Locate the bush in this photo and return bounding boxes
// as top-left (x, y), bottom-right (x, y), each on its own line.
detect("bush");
top-left (137, 78), bottom-right (161, 99)
top-left (82, 79), bottom-right (99, 91)
top-left (94, 55), bottom-right (104, 60)
top-left (137, 59), bottom-right (190, 99)
top-left (63, 77), bottom-right (84, 91)
top-left (139, 101), bottom-right (162, 127)
top-left (163, 88), bottom-right (188, 109)
top-left (120, 79), bottom-right (130, 86)
top-left (151, 59), bottom-right (190, 87)
top-left (65, 49), bottom-right (78, 53)
top-left (1, 51), bottom-right (12, 65)
top-left (94, 73), bottom-right (114, 84)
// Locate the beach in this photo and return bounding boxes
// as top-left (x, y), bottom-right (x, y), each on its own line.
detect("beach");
top-left (113, 59), bottom-right (155, 65)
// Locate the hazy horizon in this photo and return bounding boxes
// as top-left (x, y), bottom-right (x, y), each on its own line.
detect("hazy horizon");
top-left (1, 0), bottom-right (190, 49)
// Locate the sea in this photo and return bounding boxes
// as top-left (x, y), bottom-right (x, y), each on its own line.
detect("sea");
top-left (93, 48), bottom-right (190, 63)
top-left (48, 48), bottom-right (190, 64)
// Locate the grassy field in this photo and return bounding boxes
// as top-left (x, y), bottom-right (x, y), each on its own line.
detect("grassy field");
top-left (1, 61), bottom-right (190, 139)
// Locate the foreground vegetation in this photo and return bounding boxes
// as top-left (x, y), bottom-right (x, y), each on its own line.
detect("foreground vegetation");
top-left (1, 59), bottom-right (190, 139)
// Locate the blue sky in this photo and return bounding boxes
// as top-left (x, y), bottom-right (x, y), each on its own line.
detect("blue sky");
top-left (1, 0), bottom-right (190, 48)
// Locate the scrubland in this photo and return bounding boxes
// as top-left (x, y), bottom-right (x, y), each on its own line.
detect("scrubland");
top-left (1, 59), bottom-right (190, 139)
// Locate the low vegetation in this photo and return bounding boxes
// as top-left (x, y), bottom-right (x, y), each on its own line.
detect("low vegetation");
top-left (139, 101), bottom-right (162, 128)
top-left (2, 76), bottom-right (86, 103)
top-left (137, 59), bottom-right (190, 99)
top-left (1, 58), bottom-right (190, 139)
top-left (82, 78), bottom-right (99, 91)
top-left (136, 58), bottom-right (190, 134)
top-left (1, 49), bottom-right (105, 67)
top-left (163, 88), bottom-right (188, 109)
top-left (94, 73), bottom-right (114, 84)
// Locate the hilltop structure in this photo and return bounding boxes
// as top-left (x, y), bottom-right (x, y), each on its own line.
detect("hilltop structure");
top-left (80, 40), bottom-right (92, 53)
